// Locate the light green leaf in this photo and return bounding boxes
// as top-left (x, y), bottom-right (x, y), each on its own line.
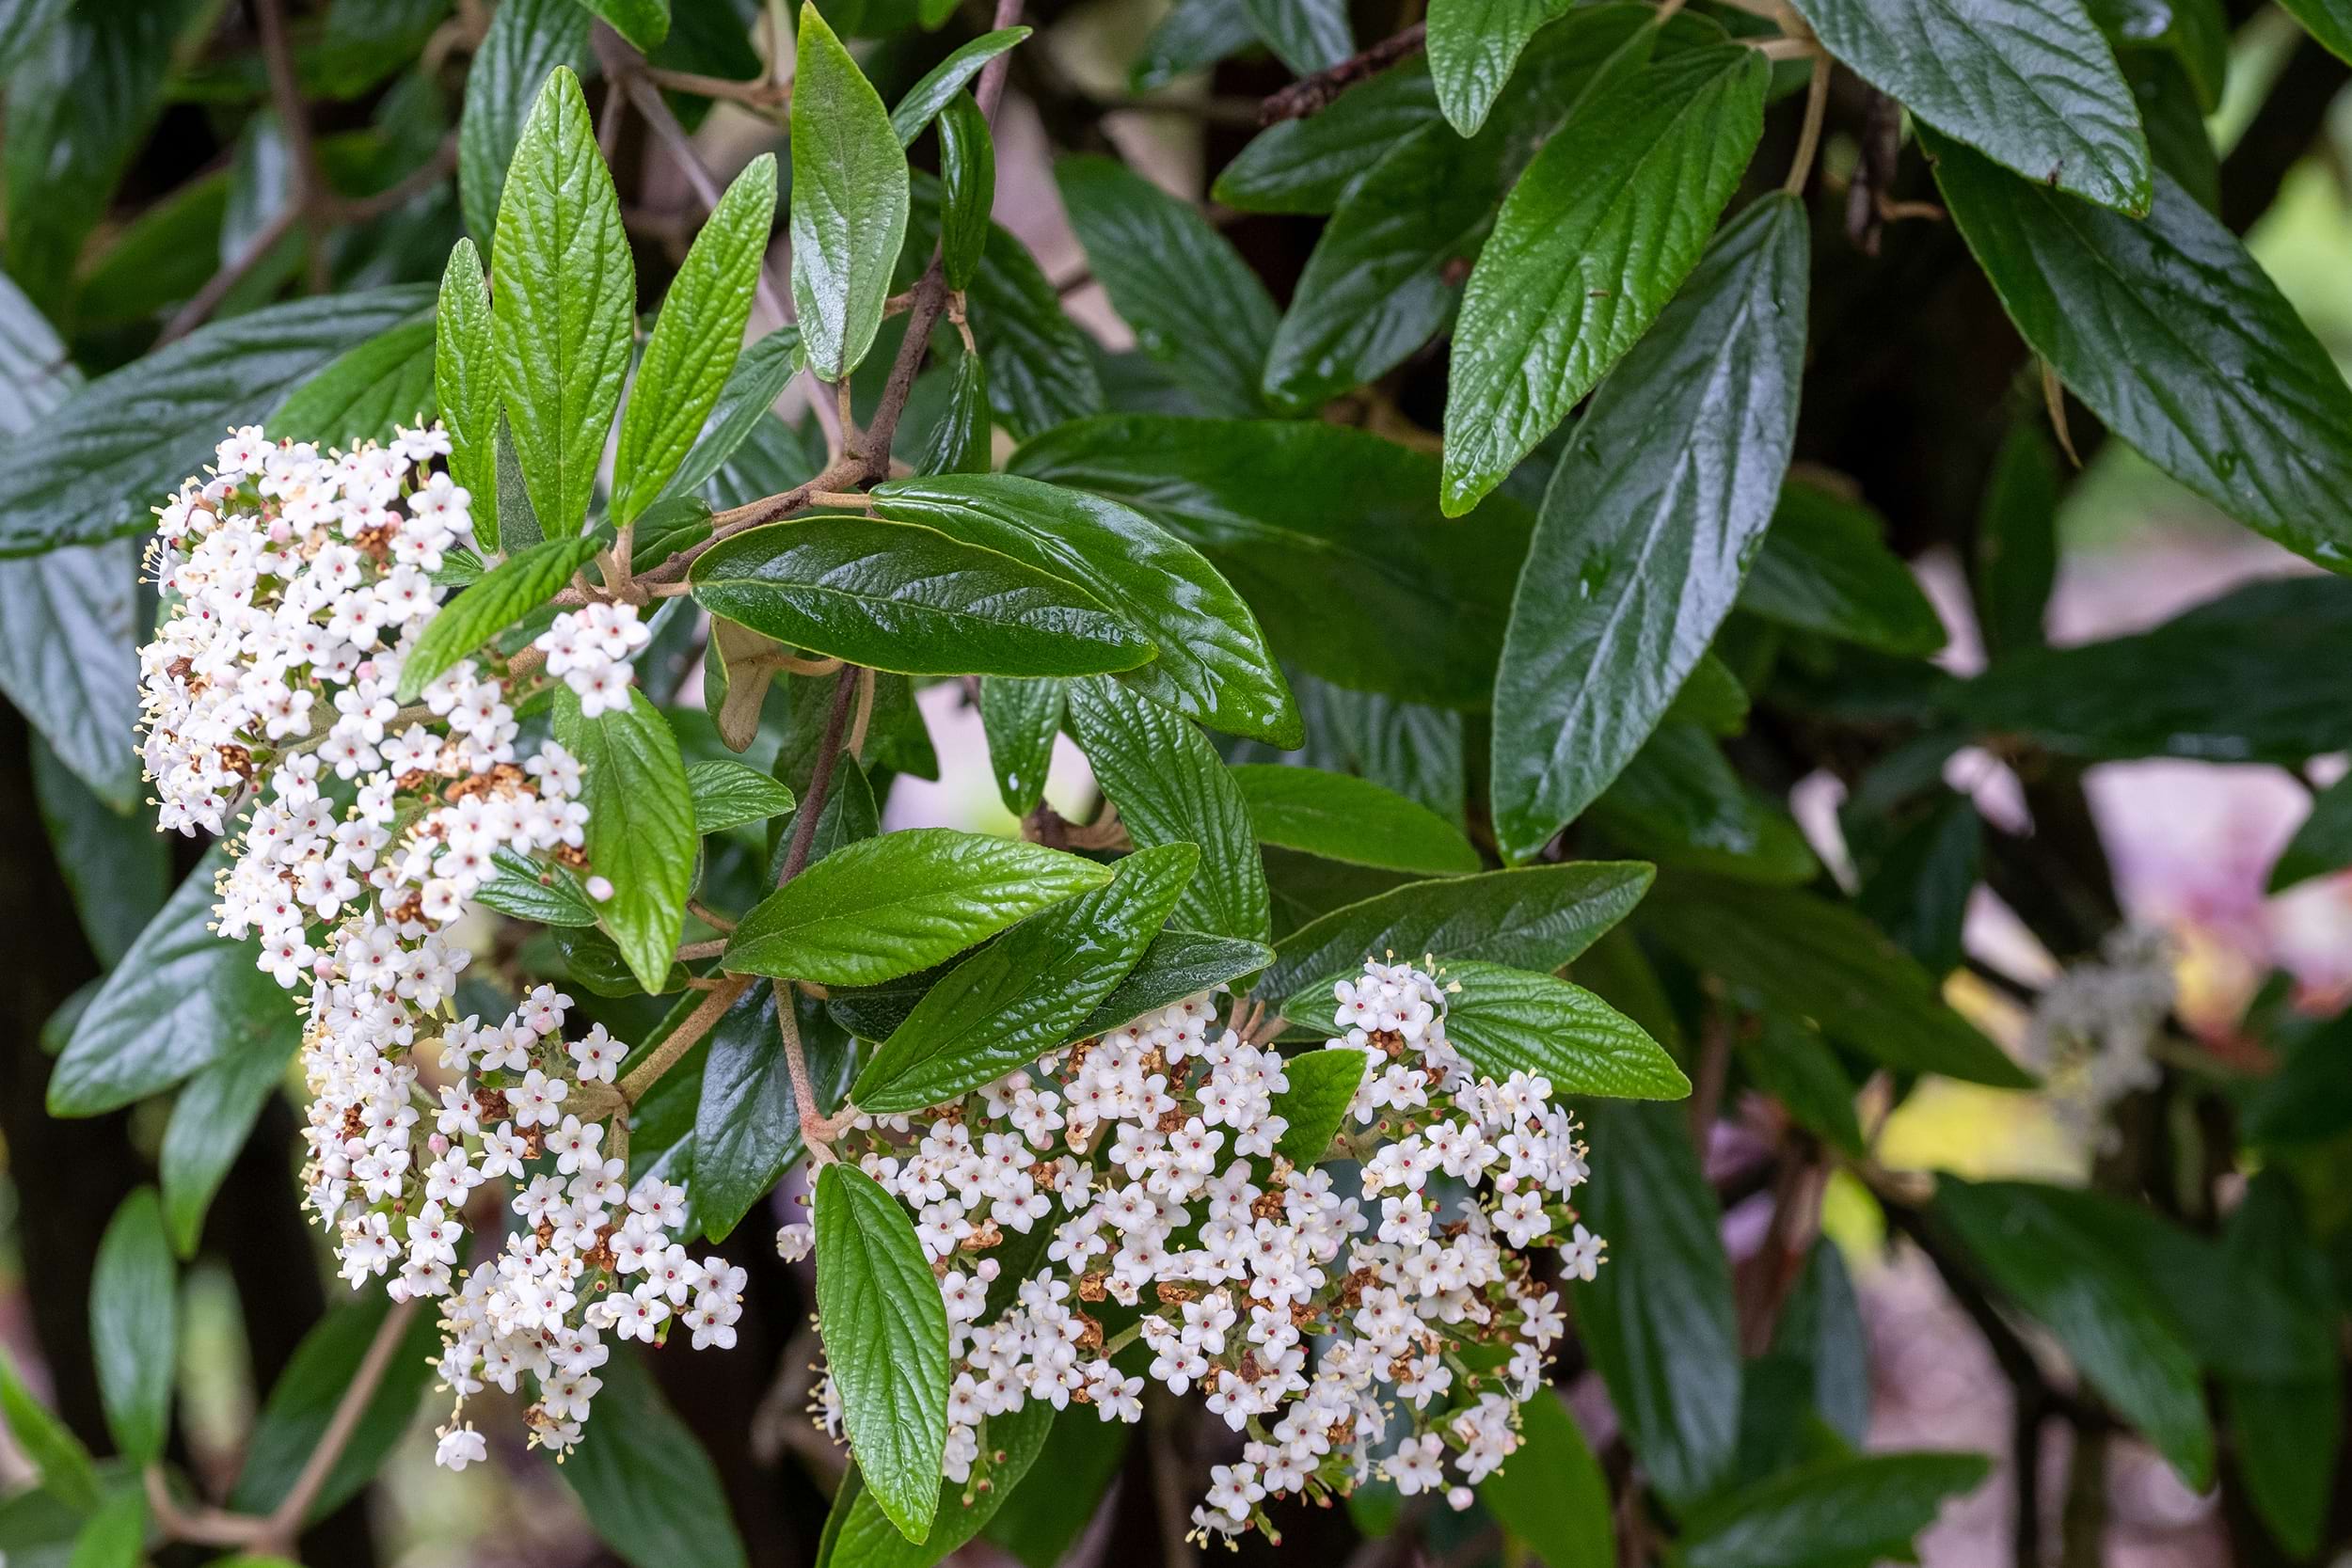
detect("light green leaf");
top-left (399, 532), bottom-right (605, 700)
top-left (90, 1189), bottom-right (175, 1465)
top-left (230, 1295), bottom-right (443, 1520)
top-left (2278, 0), bottom-right (2352, 63)
top-left (1427, 0), bottom-right (1578, 135)
top-left (1241, 0), bottom-right (1350, 71)
top-left (458, 0), bottom-right (591, 244)
top-left (1055, 155), bottom-right (1279, 417)
top-left (792, 5), bottom-right (911, 380)
top-left (574, 0), bottom-right (668, 51)
top-left (725, 828), bottom-right (1113, 986)
top-left (159, 1037), bottom-right (292, 1259)
top-left (1674, 1450), bottom-right (1992, 1568)
top-left (1433, 959), bottom-right (1688, 1099)
top-left (934, 94), bottom-right (993, 293)
top-left (816, 1162), bottom-right (952, 1544)
top-left (655, 325), bottom-right (803, 509)
top-left (1741, 483), bottom-right (1945, 656)
top-left (890, 27), bottom-right (1031, 145)
top-left (1261, 860), bottom-right (1654, 1016)
top-left (271, 318), bottom-right (438, 450)
top-left (1789, 0), bottom-right (2150, 213)
top-left (979, 676), bottom-right (1062, 817)
top-left (855, 844), bottom-right (1198, 1113)
top-left (437, 238), bottom-right (501, 549)
top-left (872, 472), bottom-right (1296, 745)
top-left (1482, 1389), bottom-right (1612, 1568)
top-left (476, 846), bottom-right (601, 926)
top-left (1490, 192), bottom-right (1806, 859)
top-left (63, 1486), bottom-right (143, 1568)
top-left (491, 66), bottom-right (635, 536)
top-left (561, 1347), bottom-right (749, 1568)
top-left (1270, 1048), bottom-right (1370, 1164)
top-left (0, 1349), bottom-right (102, 1515)
top-left (612, 154), bottom-right (776, 525)
top-left (1230, 765), bottom-right (1479, 876)
top-left (688, 758), bottom-right (796, 834)
top-left (555, 688), bottom-right (697, 994)
top-left (1441, 42), bottom-right (1769, 515)
top-left (821, 1398), bottom-right (1057, 1568)
top-left (1930, 137), bottom-right (2352, 575)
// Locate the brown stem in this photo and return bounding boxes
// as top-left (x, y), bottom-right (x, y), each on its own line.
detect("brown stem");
top-left (618, 974), bottom-right (755, 1106)
top-left (256, 0), bottom-right (332, 293)
top-left (1258, 24), bottom-right (1427, 123)
top-left (157, 207), bottom-right (301, 345)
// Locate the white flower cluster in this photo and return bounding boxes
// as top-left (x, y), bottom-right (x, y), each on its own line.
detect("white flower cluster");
top-left (784, 958), bottom-right (1605, 1543)
top-left (135, 427), bottom-right (721, 1467)
top-left (534, 602), bottom-right (651, 718)
top-left (2024, 925), bottom-right (2175, 1146)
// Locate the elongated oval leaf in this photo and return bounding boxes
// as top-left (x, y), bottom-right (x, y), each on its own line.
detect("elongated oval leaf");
top-left (1229, 764), bottom-right (1480, 876)
top-left (1441, 43), bottom-right (1769, 515)
top-left (1242, 0), bottom-right (1351, 71)
top-left (687, 758), bottom-right (796, 834)
top-left (2279, 0), bottom-right (2352, 63)
top-left (890, 28), bottom-right (1032, 145)
top-left (1073, 927), bottom-right (1276, 1039)
top-left (272, 318), bottom-right (437, 450)
top-left (0, 1349), bottom-right (102, 1515)
top-left (1434, 959), bottom-right (1688, 1099)
top-left (1481, 1389), bottom-right (1613, 1568)
top-left (230, 1295), bottom-right (442, 1521)
top-left (1214, 59), bottom-right (1441, 214)
top-left (1427, 0), bottom-right (1578, 135)
top-left (793, 6), bottom-right (911, 381)
top-left (437, 239), bottom-right (501, 549)
top-left (657, 326), bottom-right (804, 511)
top-left (1676, 1450), bottom-right (1991, 1568)
top-left (458, 0), bottom-right (591, 243)
top-left (1490, 193), bottom-right (1808, 860)
top-left (399, 532), bottom-right (603, 700)
top-left (815, 1162), bottom-right (952, 1544)
top-left (1789, 0), bottom-right (2150, 214)
top-left (725, 828), bottom-right (1113, 986)
top-left (1270, 1047), bottom-right (1371, 1164)
top-left (689, 516), bottom-right (1153, 678)
top-left (555, 688), bottom-right (696, 994)
top-left (158, 1033), bottom-right (293, 1258)
top-left (560, 1345), bottom-right (749, 1568)
top-left (913, 348), bottom-right (992, 478)
top-left (819, 1396), bottom-right (1056, 1568)
top-left (978, 675), bottom-right (1061, 817)
top-left (691, 982), bottom-right (852, 1241)
top-left (935, 93), bottom-right (994, 293)
top-left (1740, 483), bottom-right (1946, 656)
top-left (90, 1189), bottom-right (175, 1465)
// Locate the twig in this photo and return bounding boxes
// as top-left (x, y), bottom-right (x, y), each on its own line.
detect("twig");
top-left (644, 65), bottom-right (789, 113)
top-left (157, 207), bottom-right (300, 345)
top-left (248, 1296), bottom-right (420, 1552)
top-left (1784, 54), bottom-right (1833, 196)
top-left (618, 973), bottom-right (754, 1104)
top-left (1258, 24), bottom-right (1427, 123)
top-left (255, 0), bottom-right (332, 293)
top-left (770, 667), bottom-right (865, 1156)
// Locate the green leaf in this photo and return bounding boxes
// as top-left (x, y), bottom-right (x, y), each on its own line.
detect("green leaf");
top-left (89, 1189), bottom-right (175, 1465)
top-left (1576, 1103), bottom-right (1740, 1508)
top-left (230, 1295), bottom-right (442, 1521)
top-left (1262, 860), bottom-right (1654, 1016)
top-left (1772, 1240), bottom-right (1871, 1443)
top-left (492, 66), bottom-right (635, 536)
top-left (1063, 676), bottom-right (1270, 943)
top-left (1012, 416), bottom-right (1534, 708)
top-left (1490, 192), bottom-right (1806, 858)
top-left (816, 1163), bottom-right (952, 1544)
top-left (1213, 59), bottom-right (1440, 214)
top-left (821, 1397), bottom-right (1057, 1568)
top-left (612, 154), bottom-right (776, 526)
top-left (2278, 0), bottom-right (2352, 63)
top-left (575, 0), bottom-right (668, 51)
top-left (726, 828), bottom-right (1113, 986)
top-left (1973, 415), bottom-right (2059, 658)
top-left (1433, 960), bottom-right (1689, 1099)
top-left (889, 26), bottom-right (1032, 144)
top-left (399, 532), bottom-right (604, 700)
top-left (2219, 1173), bottom-right (2342, 1557)
top-left (62, 1486), bottom-right (143, 1568)
top-left (0, 0), bottom-right (70, 81)
top-left (0, 1349), bottom-right (102, 1515)
top-left (1790, 0), bottom-right (2149, 214)
top-left (2271, 772), bottom-right (2352, 891)
top-left (978, 676), bottom-right (1062, 817)
top-left (51, 853), bottom-right (297, 1116)
top-left (0, 542), bottom-right (140, 811)
top-left (688, 758), bottom-right (796, 834)
top-left (872, 472), bottom-right (1296, 745)
top-left (437, 238), bottom-right (501, 550)
top-left (29, 741), bottom-right (163, 962)
top-left (1930, 137), bottom-right (2352, 575)
top-left (496, 413), bottom-right (544, 552)
top-left (933, 94), bottom-right (995, 293)
top-left (1741, 483), bottom-right (1945, 656)
top-left (272, 318), bottom-right (438, 450)
top-left (792, 5), bottom-right (911, 380)
top-left (913, 347), bottom-right (992, 478)
top-left (1589, 722), bottom-right (1819, 886)
top-left (158, 1036), bottom-right (292, 1258)
top-left (477, 846), bottom-right (600, 926)
top-left (1133, 0), bottom-right (1256, 89)
top-left (458, 0), bottom-right (592, 244)
top-left (2088, 0), bottom-right (2227, 108)
top-left (1931, 1177), bottom-right (2213, 1485)
top-left (1960, 576), bottom-right (2352, 763)
top-left (657, 325), bottom-right (803, 509)
top-left (855, 844), bottom-right (1198, 1113)
top-left (689, 516), bottom-right (1153, 678)
top-left (691, 983), bottom-right (854, 1241)
top-left (1269, 1047), bottom-right (1370, 1164)
top-left (1055, 155), bottom-right (1279, 417)
top-left (1427, 0), bottom-right (1578, 135)
top-left (1640, 873), bottom-right (2033, 1088)
top-left (1441, 42), bottom-right (1769, 514)
top-left (1073, 928), bottom-right (1277, 1038)
top-left (556, 688), bottom-right (697, 993)
top-left (1229, 764), bottom-right (1479, 876)
top-left (1674, 1450), bottom-right (1992, 1568)
top-left (1740, 1014), bottom-right (1865, 1158)
top-left (1851, 790), bottom-right (1980, 975)
top-left (1481, 1389), bottom-right (1611, 1568)
top-left (1241, 0), bottom-right (1350, 71)
top-left (0, 285), bottom-right (432, 557)
top-left (560, 1347), bottom-right (749, 1568)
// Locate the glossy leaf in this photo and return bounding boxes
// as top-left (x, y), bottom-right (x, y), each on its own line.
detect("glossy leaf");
top-left (819, 1398), bottom-right (1056, 1568)
top-left (1482, 1389), bottom-right (1611, 1568)
top-left (693, 983), bottom-right (836, 1241)
top-left (1427, 0), bottom-right (1578, 134)
top-left (689, 516), bottom-right (1152, 678)
top-left (90, 1189), bottom-right (175, 1465)
top-left (687, 758), bottom-right (796, 834)
top-left (1741, 483), bottom-right (1945, 656)
top-left (1073, 928), bottom-right (1277, 1038)
top-left (889, 27), bottom-right (1031, 144)
top-left (1490, 193), bottom-right (1807, 859)
top-left (158, 1037), bottom-right (291, 1258)
top-left (908, 177), bottom-right (1103, 438)
top-left (658, 326), bottom-right (804, 510)
top-left (1241, 0), bottom-right (1350, 71)
top-left (978, 676), bottom-right (1062, 817)
top-left (855, 844), bottom-right (1198, 1112)
top-left (1229, 764), bottom-right (1479, 876)
top-left (231, 1295), bottom-right (442, 1520)
top-left (555, 688), bottom-right (697, 994)
top-left (437, 238), bottom-right (501, 549)
top-left (2279, 0), bottom-right (2352, 63)
top-left (935, 93), bottom-right (994, 293)
top-left (612, 154), bottom-right (776, 525)
top-left (400, 532), bottom-right (603, 700)
top-left (1431, 960), bottom-right (1689, 1099)
top-left (458, 0), bottom-right (592, 245)
top-left (792, 6), bottom-right (911, 380)
top-left (478, 847), bottom-right (600, 926)
top-left (1675, 1450), bottom-right (1992, 1568)
top-left (1441, 43), bottom-right (1770, 514)
top-left (913, 348), bottom-right (992, 477)
top-left (577, 0), bottom-right (668, 51)
top-left (1133, 0), bottom-right (1256, 89)
top-left (272, 318), bottom-right (437, 450)
top-left (1270, 1047), bottom-right (1371, 1164)
top-left (816, 1163), bottom-right (952, 1543)
top-left (1213, 60), bottom-right (1441, 214)
top-left (1931, 136), bottom-right (2352, 575)
top-left (872, 472), bottom-right (1295, 744)
top-left (561, 1347), bottom-right (750, 1568)
top-left (726, 828), bottom-right (1112, 986)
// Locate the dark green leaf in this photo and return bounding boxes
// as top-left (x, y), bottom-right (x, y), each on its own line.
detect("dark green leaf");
top-left (1771, 1240), bottom-right (1872, 1443)
top-left (1428, 959), bottom-right (1689, 1098)
top-left (33, 733), bottom-right (165, 954)
top-left (0, 540), bottom-right (140, 810)
top-left (1212, 59), bottom-right (1440, 214)
top-left (913, 346), bottom-right (992, 477)
top-left (691, 981), bottom-right (850, 1240)
top-left (1056, 155), bottom-right (1278, 417)
top-left (399, 532), bottom-right (604, 700)
top-left (2088, 0), bottom-right (2227, 107)
top-left (1427, 0), bottom-right (1578, 134)
top-left (1974, 414), bottom-right (2060, 661)
top-left (820, 1397), bottom-right (1057, 1568)
top-left (1132, 0), bottom-right (1257, 89)
top-left (1790, 0), bottom-right (2149, 212)
top-left (1740, 1014), bottom-right (1865, 1157)
top-left (612, 154), bottom-right (776, 525)
top-left (815, 1162), bottom-right (952, 1543)
top-left (1481, 1389), bottom-right (1611, 1568)
top-left (935, 94), bottom-right (994, 293)
top-left (1674, 1450), bottom-right (1991, 1568)
top-left (1011, 416), bottom-right (1534, 708)
top-left (1930, 137), bottom-right (2352, 575)
top-left (2122, 47), bottom-right (2218, 212)
top-left (2271, 772), bottom-right (2352, 891)
top-left (437, 238), bottom-right (501, 548)
top-left (1269, 1047), bottom-right (1370, 1164)
top-left (458, 0), bottom-right (591, 244)
top-left (688, 758), bottom-right (796, 834)
top-left (1741, 483), bottom-right (1945, 656)
top-left (792, 6), bottom-right (911, 380)
top-left (1640, 874), bottom-right (2033, 1087)
top-left (158, 1032), bottom-right (292, 1259)
top-left (1063, 675), bottom-right (1270, 943)
top-left (271, 318), bottom-right (438, 450)
top-left (1489, 193), bottom-right (1807, 858)
top-left (477, 846), bottom-right (601, 926)
top-left (1577, 1103), bottom-right (1740, 1507)
top-left (230, 1295), bottom-right (443, 1518)
top-left (1262, 860), bottom-right (1653, 1016)
top-left (726, 828), bottom-right (1113, 986)
top-left (891, 28), bottom-right (1031, 144)
top-left (1241, 0), bottom-right (1350, 71)
top-left (2220, 1173), bottom-right (2342, 1557)
top-left (978, 676), bottom-right (1062, 817)
top-left (0, 1349), bottom-right (102, 1515)
top-left (1072, 928), bottom-right (1277, 1038)
top-left (982, 1410), bottom-right (1130, 1568)
top-left (491, 66), bottom-right (635, 535)
top-left (0, 286), bottom-right (432, 557)
top-left (555, 688), bottom-right (697, 993)
top-left (1590, 722), bottom-right (1819, 886)
top-left (855, 843), bottom-right (1197, 1112)
top-left (2278, 0), bottom-right (2352, 62)
top-left (908, 177), bottom-right (1102, 437)
top-left (871, 472), bottom-right (1296, 744)
top-left (689, 516), bottom-right (1152, 678)
top-left (1441, 43), bottom-right (1769, 514)
top-left (561, 1347), bottom-right (749, 1568)
top-left (1851, 791), bottom-right (1980, 975)
top-left (89, 1189), bottom-right (174, 1465)
top-left (1230, 764), bottom-right (1479, 875)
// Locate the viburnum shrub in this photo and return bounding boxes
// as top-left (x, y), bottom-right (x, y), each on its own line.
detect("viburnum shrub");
top-left (6, 2), bottom-right (2352, 1567)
